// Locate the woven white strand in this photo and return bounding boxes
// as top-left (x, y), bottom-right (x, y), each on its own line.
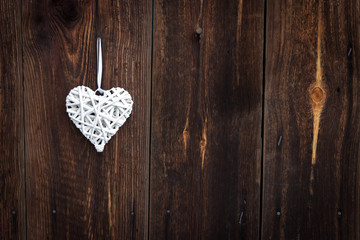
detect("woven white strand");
top-left (66, 86), bottom-right (133, 152)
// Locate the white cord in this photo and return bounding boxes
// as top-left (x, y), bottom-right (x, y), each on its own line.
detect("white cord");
top-left (96, 37), bottom-right (104, 94)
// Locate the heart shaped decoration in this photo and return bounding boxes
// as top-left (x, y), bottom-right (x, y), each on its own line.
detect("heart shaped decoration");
top-left (66, 86), bottom-right (133, 152)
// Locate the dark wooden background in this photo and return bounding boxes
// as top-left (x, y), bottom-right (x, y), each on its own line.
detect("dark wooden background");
top-left (0, 0), bottom-right (359, 239)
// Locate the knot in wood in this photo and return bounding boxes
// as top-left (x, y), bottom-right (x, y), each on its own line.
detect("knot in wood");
top-left (311, 87), bottom-right (325, 103)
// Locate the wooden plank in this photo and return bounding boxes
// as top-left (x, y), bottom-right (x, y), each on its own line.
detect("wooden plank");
top-left (22, 0), bottom-right (151, 239)
top-left (262, 0), bottom-right (360, 239)
top-left (0, 0), bottom-right (25, 239)
top-left (149, 0), bottom-right (264, 239)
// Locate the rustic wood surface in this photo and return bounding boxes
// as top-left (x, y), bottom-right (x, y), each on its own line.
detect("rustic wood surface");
top-left (149, 0), bottom-right (264, 239)
top-left (22, 0), bottom-right (151, 239)
top-left (262, 0), bottom-right (360, 239)
top-left (0, 0), bottom-right (25, 239)
top-left (1, 0), bottom-right (360, 239)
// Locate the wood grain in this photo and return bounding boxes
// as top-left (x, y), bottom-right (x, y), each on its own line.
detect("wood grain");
top-left (0, 0), bottom-right (25, 239)
top-left (22, 0), bottom-right (151, 239)
top-left (262, 0), bottom-right (360, 239)
top-left (3, 0), bottom-right (359, 238)
top-left (149, 0), bottom-right (264, 239)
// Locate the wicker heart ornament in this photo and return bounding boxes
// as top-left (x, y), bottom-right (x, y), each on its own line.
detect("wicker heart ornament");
top-left (66, 86), bottom-right (133, 152)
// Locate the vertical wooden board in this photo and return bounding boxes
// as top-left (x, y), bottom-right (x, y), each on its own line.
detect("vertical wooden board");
top-left (150, 0), bottom-right (264, 239)
top-left (23, 0), bottom-right (151, 239)
top-left (263, 0), bottom-right (360, 239)
top-left (0, 0), bottom-right (25, 239)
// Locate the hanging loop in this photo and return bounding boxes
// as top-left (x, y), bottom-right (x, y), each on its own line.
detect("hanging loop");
top-left (96, 37), bottom-right (104, 95)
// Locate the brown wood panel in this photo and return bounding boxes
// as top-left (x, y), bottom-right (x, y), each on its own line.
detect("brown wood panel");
top-left (22, 0), bottom-right (151, 239)
top-left (262, 0), bottom-right (360, 239)
top-left (149, 0), bottom-right (264, 239)
top-left (0, 0), bottom-right (25, 239)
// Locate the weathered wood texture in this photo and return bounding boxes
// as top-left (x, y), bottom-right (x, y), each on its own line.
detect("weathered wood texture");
top-left (22, 0), bottom-right (151, 239)
top-left (0, 0), bottom-right (25, 239)
top-left (3, 0), bottom-right (360, 239)
top-left (262, 0), bottom-right (360, 239)
top-left (149, 0), bottom-right (264, 239)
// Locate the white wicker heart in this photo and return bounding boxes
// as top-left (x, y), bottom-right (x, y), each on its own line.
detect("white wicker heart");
top-left (66, 86), bottom-right (133, 152)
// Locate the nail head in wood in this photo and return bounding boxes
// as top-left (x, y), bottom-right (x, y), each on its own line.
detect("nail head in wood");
top-left (195, 27), bottom-right (203, 39)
